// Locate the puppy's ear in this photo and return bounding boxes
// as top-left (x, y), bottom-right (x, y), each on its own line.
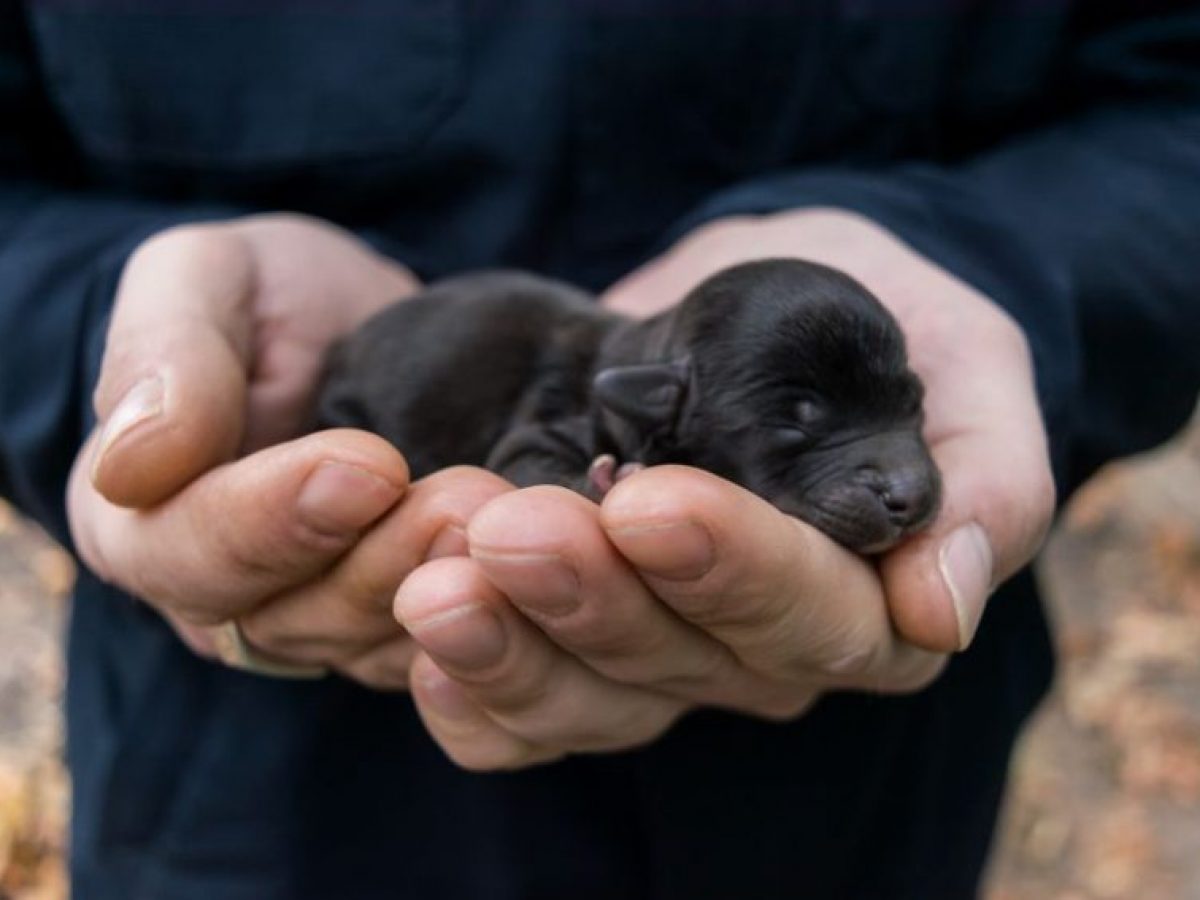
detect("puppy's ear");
top-left (592, 357), bottom-right (691, 434)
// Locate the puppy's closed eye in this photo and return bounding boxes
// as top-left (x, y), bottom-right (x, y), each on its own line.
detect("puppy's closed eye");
top-left (792, 392), bottom-right (828, 429)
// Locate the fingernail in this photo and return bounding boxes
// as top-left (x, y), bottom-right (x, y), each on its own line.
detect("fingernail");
top-left (90, 375), bottom-right (164, 481)
top-left (407, 604), bottom-right (507, 672)
top-left (938, 522), bottom-right (994, 650)
top-left (425, 524), bottom-right (468, 562)
top-left (297, 462), bottom-right (401, 535)
top-left (607, 519), bottom-right (715, 581)
top-left (471, 551), bottom-right (579, 616)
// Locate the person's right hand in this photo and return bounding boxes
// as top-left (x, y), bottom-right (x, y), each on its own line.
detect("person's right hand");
top-left (67, 214), bottom-right (512, 688)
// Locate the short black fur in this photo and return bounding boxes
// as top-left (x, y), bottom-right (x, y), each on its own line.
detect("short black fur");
top-left (316, 259), bottom-right (941, 553)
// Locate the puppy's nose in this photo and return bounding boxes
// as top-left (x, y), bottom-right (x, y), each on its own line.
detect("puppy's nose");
top-left (875, 471), bottom-right (938, 528)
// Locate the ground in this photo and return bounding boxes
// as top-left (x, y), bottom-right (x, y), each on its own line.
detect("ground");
top-left (1, 422), bottom-right (1198, 899)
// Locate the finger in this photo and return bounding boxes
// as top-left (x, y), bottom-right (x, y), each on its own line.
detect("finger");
top-left (601, 217), bottom-right (762, 318)
top-left (467, 486), bottom-right (805, 716)
top-left (91, 224), bottom-right (257, 507)
top-left (162, 608), bottom-right (220, 660)
top-left (881, 319), bottom-right (1054, 653)
top-left (336, 636), bottom-right (420, 692)
top-left (69, 428), bottom-right (408, 625)
top-left (229, 213), bottom-right (422, 453)
top-left (602, 466), bottom-right (943, 693)
top-left (238, 466), bottom-right (511, 666)
top-left (396, 557), bottom-right (686, 754)
top-left (409, 654), bottom-right (562, 771)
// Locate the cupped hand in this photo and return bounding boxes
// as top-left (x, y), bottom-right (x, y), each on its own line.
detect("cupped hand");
top-left (66, 213), bottom-right (489, 688)
top-left (393, 209), bottom-right (1055, 769)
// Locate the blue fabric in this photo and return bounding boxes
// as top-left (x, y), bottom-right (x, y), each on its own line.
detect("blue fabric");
top-left (1, 2), bottom-right (1198, 897)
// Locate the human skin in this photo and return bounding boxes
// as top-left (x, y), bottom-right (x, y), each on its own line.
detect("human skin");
top-left (67, 209), bottom-right (1054, 761)
top-left (68, 214), bottom-right (433, 687)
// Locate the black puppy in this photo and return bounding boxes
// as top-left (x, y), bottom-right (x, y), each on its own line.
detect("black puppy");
top-left (317, 259), bottom-right (941, 553)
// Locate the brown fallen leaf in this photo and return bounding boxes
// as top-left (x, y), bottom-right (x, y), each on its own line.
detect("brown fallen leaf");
top-left (1107, 609), bottom-right (1200, 670)
top-left (1062, 468), bottom-right (1129, 534)
top-left (1075, 804), bottom-right (1159, 899)
top-left (0, 762), bottom-right (68, 900)
top-left (30, 550), bottom-right (74, 601)
top-left (1118, 729), bottom-right (1200, 806)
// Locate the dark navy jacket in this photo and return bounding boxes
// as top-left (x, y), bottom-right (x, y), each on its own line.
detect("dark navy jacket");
top-left (2, 3), bottom-right (1199, 898)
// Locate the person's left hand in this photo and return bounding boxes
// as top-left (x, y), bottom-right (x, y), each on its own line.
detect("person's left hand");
top-left (392, 209), bottom-right (1054, 770)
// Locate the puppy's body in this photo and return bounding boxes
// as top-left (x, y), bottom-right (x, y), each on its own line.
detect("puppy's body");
top-left (320, 272), bottom-right (612, 485)
top-left (318, 259), bottom-right (941, 553)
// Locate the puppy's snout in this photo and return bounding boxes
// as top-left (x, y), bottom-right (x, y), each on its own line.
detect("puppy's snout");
top-left (878, 472), bottom-right (936, 526)
top-left (856, 463), bottom-right (940, 531)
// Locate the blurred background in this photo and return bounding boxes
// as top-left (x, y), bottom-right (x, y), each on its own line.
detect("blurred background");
top-left (1, 415), bottom-right (1198, 900)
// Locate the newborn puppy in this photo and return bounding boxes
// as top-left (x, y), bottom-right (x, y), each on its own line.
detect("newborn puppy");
top-left (317, 259), bottom-right (941, 553)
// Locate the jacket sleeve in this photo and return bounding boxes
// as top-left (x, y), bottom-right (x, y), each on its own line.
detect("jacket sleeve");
top-left (668, 3), bottom-right (1200, 493)
top-left (0, 8), bottom-right (231, 545)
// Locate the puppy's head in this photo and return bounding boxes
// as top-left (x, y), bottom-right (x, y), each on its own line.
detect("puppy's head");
top-left (593, 258), bottom-right (941, 554)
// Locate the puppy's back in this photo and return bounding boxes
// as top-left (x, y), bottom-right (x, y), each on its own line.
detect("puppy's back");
top-left (316, 271), bottom-right (611, 478)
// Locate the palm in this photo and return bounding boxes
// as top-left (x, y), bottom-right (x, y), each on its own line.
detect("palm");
top-left (227, 216), bottom-right (418, 452)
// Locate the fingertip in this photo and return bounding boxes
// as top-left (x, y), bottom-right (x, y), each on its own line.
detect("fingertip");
top-left (393, 556), bottom-right (493, 627)
top-left (938, 522), bottom-right (994, 649)
top-left (603, 517), bottom-right (716, 582)
top-left (601, 465), bottom-right (735, 527)
top-left (408, 652), bottom-right (528, 773)
top-left (602, 467), bottom-right (776, 582)
top-left (466, 484), bottom-right (594, 552)
top-left (91, 354), bottom-right (247, 507)
top-left (879, 523), bottom-right (991, 654)
top-left (409, 652), bottom-right (480, 724)
top-left (302, 428), bottom-right (410, 485)
top-left (410, 650), bottom-right (450, 693)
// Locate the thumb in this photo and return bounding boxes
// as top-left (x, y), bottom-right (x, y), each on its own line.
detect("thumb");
top-left (69, 428), bottom-right (410, 626)
top-left (880, 372), bottom-right (1055, 655)
top-left (90, 225), bottom-right (255, 507)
